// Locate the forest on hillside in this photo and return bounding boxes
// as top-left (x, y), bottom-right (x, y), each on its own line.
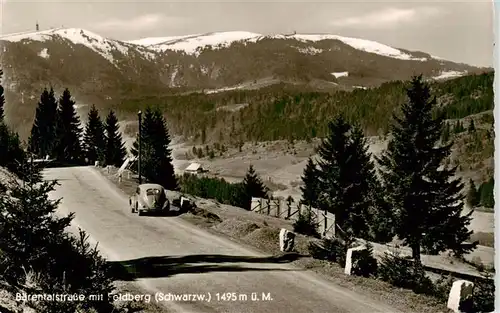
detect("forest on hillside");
top-left (116, 72), bottom-right (493, 144)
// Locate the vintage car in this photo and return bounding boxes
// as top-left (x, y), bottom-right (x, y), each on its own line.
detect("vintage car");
top-left (129, 183), bottom-right (170, 216)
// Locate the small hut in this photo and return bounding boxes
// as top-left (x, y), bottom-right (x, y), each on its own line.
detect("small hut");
top-left (185, 162), bottom-right (204, 174)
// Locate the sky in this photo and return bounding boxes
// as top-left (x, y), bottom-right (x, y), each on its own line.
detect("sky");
top-left (1, 0), bottom-right (495, 67)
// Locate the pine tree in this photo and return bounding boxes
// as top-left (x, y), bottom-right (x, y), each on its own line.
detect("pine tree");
top-left (241, 165), bottom-right (268, 210)
top-left (441, 122), bottom-right (450, 142)
top-left (315, 116), bottom-right (377, 239)
top-left (377, 75), bottom-right (474, 262)
top-left (53, 88), bottom-right (83, 164)
top-left (0, 121), bottom-right (26, 177)
top-left (479, 177), bottom-right (494, 208)
top-left (349, 125), bottom-right (393, 241)
top-left (468, 119), bottom-right (476, 133)
top-left (104, 110), bottom-right (127, 167)
top-left (83, 104), bottom-right (105, 165)
top-left (300, 157), bottom-right (320, 208)
top-left (201, 127), bottom-right (206, 144)
top-left (29, 88), bottom-right (58, 158)
top-left (0, 179), bottom-right (115, 312)
top-left (466, 179), bottom-right (480, 208)
top-left (0, 69), bottom-right (5, 122)
top-left (131, 108), bottom-right (178, 190)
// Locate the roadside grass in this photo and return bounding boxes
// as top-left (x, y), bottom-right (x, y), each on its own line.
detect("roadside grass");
top-left (100, 165), bottom-right (452, 313)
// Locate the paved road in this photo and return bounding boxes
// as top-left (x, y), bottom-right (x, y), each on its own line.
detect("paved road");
top-left (45, 166), bottom-right (402, 313)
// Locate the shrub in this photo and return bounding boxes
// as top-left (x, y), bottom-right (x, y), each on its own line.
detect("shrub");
top-left (308, 237), bottom-right (347, 265)
top-left (470, 256), bottom-right (485, 272)
top-left (351, 243), bottom-right (378, 278)
top-left (293, 209), bottom-right (320, 238)
top-left (472, 271), bottom-right (495, 313)
top-left (377, 250), bottom-right (435, 295)
top-left (433, 275), bottom-right (455, 301)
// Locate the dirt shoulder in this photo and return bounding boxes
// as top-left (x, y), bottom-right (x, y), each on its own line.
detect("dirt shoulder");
top-left (100, 166), bottom-right (454, 313)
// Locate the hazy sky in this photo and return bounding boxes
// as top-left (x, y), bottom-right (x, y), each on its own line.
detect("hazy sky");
top-left (1, 0), bottom-right (496, 67)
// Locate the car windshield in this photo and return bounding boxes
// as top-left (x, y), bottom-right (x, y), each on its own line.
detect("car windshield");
top-left (146, 188), bottom-right (161, 196)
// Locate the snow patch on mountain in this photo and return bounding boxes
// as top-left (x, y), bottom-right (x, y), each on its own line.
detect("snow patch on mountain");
top-left (331, 71), bottom-right (349, 78)
top-left (133, 31), bottom-right (429, 61)
top-left (170, 66), bottom-right (179, 87)
top-left (147, 31), bottom-right (261, 55)
top-left (37, 48), bottom-right (50, 59)
top-left (294, 46), bottom-right (323, 55)
top-left (433, 70), bottom-right (467, 80)
top-left (126, 34), bottom-right (202, 46)
top-left (0, 28), bottom-right (160, 64)
top-left (1, 28), bottom-right (130, 63)
top-left (284, 34), bottom-right (427, 61)
top-left (431, 55), bottom-right (445, 60)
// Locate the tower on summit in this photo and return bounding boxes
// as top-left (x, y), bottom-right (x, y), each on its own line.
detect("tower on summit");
top-left (36, 21), bottom-right (39, 31)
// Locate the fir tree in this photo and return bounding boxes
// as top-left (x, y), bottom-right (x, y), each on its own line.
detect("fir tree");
top-left (83, 104), bottom-right (105, 165)
top-left (241, 165), bottom-right (268, 210)
top-left (466, 179), bottom-right (480, 208)
top-left (104, 110), bottom-right (127, 167)
top-left (300, 157), bottom-right (320, 208)
top-left (441, 122), bottom-right (450, 142)
top-left (377, 75), bottom-right (475, 262)
top-left (468, 119), bottom-right (476, 133)
top-left (0, 69), bottom-right (4, 122)
top-left (0, 122), bottom-right (26, 177)
top-left (315, 116), bottom-right (377, 239)
top-left (29, 88), bottom-right (58, 158)
top-left (201, 127), bottom-right (206, 144)
top-left (0, 70), bottom-right (32, 180)
top-left (479, 177), bottom-right (494, 208)
top-left (131, 108), bottom-right (178, 190)
top-left (53, 89), bottom-right (83, 164)
top-left (0, 179), bottom-right (115, 312)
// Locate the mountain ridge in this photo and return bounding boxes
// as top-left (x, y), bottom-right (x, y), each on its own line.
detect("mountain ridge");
top-left (1, 27), bottom-right (464, 63)
top-left (1, 27), bottom-right (491, 140)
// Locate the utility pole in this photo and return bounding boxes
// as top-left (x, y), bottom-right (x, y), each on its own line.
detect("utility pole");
top-left (137, 110), bottom-right (142, 184)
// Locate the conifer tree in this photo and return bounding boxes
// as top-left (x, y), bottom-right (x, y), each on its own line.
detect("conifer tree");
top-left (315, 116), bottom-right (377, 239)
top-left (349, 125), bottom-right (391, 240)
top-left (104, 110), bottom-right (127, 167)
top-left (441, 121), bottom-right (450, 142)
top-left (0, 70), bottom-right (32, 180)
top-left (300, 157), bottom-right (320, 208)
top-left (479, 177), bottom-right (494, 208)
top-left (468, 119), bottom-right (476, 133)
top-left (53, 88), bottom-right (83, 164)
top-left (29, 88), bottom-right (58, 158)
top-left (0, 119), bottom-right (26, 177)
top-left (0, 178), bottom-right (115, 312)
top-left (377, 75), bottom-right (474, 262)
top-left (466, 179), bottom-right (480, 208)
top-left (131, 108), bottom-right (178, 190)
top-left (0, 69), bottom-right (5, 122)
top-left (241, 165), bottom-right (268, 210)
top-left (83, 104), bottom-right (105, 165)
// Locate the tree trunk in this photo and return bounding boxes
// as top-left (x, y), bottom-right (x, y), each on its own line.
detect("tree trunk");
top-left (412, 243), bottom-right (421, 263)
